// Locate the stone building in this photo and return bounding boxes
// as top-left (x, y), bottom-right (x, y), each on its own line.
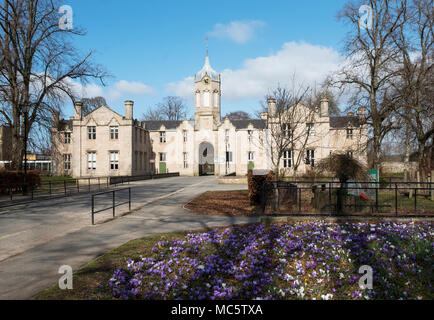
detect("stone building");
top-left (51, 53), bottom-right (368, 178)
top-left (51, 101), bottom-right (154, 178)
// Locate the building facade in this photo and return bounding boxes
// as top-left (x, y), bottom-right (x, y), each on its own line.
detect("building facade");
top-left (51, 53), bottom-right (368, 178)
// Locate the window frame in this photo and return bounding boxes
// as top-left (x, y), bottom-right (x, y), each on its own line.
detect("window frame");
top-left (87, 126), bottom-right (96, 140)
top-left (110, 126), bottom-right (119, 140)
top-left (64, 132), bottom-right (71, 144)
top-left (63, 154), bottom-right (71, 170)
top-left (283, 150), bottom-right (292, 168)
top-left (87, 151), bottom-right (96, 170)
top-left (159, 131), bottom-right (166, 143)
top-left (110, 151), bottom-right (119, 170)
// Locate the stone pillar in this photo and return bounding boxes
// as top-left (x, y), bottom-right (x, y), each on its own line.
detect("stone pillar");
top-left (267, 98), bottom-right (276, 116)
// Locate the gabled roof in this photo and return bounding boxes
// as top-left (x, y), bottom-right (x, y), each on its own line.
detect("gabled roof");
top-left (329, 116), bottom-right (361, 128)
top-left (143, 120), bottom-right (183, 131)
top-left (83, 105), bottom-right (123, 118)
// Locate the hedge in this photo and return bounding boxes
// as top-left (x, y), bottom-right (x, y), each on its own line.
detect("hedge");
top-left (0, 170), bottom-right (41, 194)
top-left (247, 169), bottom-right (275, 205)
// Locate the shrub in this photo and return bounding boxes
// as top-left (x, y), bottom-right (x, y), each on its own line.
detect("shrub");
top-left (0, 170), bottom-right (41, 194)
top-left (247, 169), bottom-right (275, 206)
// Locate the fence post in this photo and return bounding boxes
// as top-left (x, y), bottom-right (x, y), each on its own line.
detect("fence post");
top-left (298, 188), bottom-right (301, 214)
top-left (88, 178), bottom-right (91, 192)
top-left (414, 188), bottom-right (417, 212)
top-left (107, 177), bottom-right (109, 188)
top-left (375, 187), bottom-right (378, 213)
top-left (113, 191), bottom-right (115, 218)
top-left (98, 177), bottom-right (100, 191)
top-left (49, 181), bottom-right (52, 195)
top-left (328, 182), bottom-right (332, 216)
top-left (64, 180), bottom-right (67, 196)
top-left (91, 195), bottom-right (95, 225)
top-left (395, 184), bottom-right (398, 217)
top-left (77, 179), bottom-right (79, 193)
top-left (129, 188), bottom-right (131, 211)
top-left (10, 186), bottom-right (12, 200)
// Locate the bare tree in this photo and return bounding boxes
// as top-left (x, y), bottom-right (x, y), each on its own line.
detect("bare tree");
top-left (333, 0), bottom-right (406, 170)
top-left (392, 0), bottom-right (433, 177)
top-left (142, 96), bottom-right (188, 121)
top-left (82, 96), bottom-right (107, 115)
top-left (224, 111), bottom-right (251, 120)
top-left (0, 0), bottom-right (107, 169)
top-left (262, 83), bottom-right (321, 180)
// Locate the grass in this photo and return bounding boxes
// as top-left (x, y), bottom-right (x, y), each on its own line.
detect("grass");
top-left (35, 230), bottom-right (192, 300)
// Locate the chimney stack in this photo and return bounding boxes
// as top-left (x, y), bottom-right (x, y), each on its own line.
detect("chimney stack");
top-left (74, 101), bottom-right (83, 120)
top-left (260, 112), bottom-right (268, 120)
top-left (358, 107), bottom-right (366, 120)
top-left (348, 112), bottom-right (355, 117)
top-left (320, 98), bottom-right (329, 117)
top-left (267, 98), bottom-right (276, 116)
top-left (125, 100), bottom-right (134, 120)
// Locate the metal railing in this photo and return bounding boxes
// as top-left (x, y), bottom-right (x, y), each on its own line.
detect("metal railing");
top-left (91, 187), bottom-right (131, 225)
top-left (260, 181), bottom-right (434, 217)
top-left (0, 172), bottom-right (180, 208)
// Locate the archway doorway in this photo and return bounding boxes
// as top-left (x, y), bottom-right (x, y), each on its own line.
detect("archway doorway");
top-left (199, 142), bottom-right (215, 176)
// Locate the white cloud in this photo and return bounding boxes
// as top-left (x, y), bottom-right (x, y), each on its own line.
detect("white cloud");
top-left (166, 41), bottom-right (344, 101)
top-left (66, 79), bottom-right (154, 103)
top-left (208, 20), bottom-right (266, 44)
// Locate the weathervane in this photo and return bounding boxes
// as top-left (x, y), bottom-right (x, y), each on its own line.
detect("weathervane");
top-left (205, 37), bottom-right (208, 56)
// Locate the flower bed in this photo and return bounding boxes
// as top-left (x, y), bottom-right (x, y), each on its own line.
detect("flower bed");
top-left (109, 221), bottom-right (433, 300)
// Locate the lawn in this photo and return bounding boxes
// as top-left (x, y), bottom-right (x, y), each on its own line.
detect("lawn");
top-left (36, 221), bottom-right (433, 300)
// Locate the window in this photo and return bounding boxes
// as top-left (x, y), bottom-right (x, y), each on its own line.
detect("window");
top-left (88, 126), bottom-right (96, 140)
top-left (110, 126), bottom-right (119, 140)
top-left (183, 130), bottom-right (187, 142)
top-left (63, 154), bottom-right (71, 170)
top-left (306, 149), bottom-right (315, 167)
top-left (87, 152), bottom-right (96, 170)
top-left (347, 128), bottom-right (353, 139)
top-left (203, 91), bottom-right (210, 107)
top-left (347, 151), bottom-right (354, 158)
top-left (159, 131), bottom-right (166, 143)
top-left (159, 153), bottom-right (166, 162)
top-left (110, 151), bottom-right (119, 170)
top-left (183, 152), bottom-right (188, 169)
top-left (282, 124), bottom-right (291, 137)
top-left (283, 150), bottom-right (292, 168)
top-left (248, 152), bottom-right (254, 161)
top-left (225, 129), bottom-right (230, 142)
top-left (248, 130), bottom-right (253, 143)
top-left (64, 132), bottom-right (71, 144)
top-left (213, 92), bottom-right (219, 108)
top-left (307, 123), bottom-right (315, 136)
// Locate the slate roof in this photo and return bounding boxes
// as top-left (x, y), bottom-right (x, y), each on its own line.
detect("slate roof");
top-left (143, 120), bottom-right (184, 131)
top-left (329, 116), bottom-right (361, 128)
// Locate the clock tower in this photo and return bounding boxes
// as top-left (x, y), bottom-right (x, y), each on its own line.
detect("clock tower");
top-left (194, 52), bottom-right (221, 131)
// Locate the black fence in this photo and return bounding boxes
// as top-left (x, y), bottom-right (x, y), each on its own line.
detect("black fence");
top-left (260, 181), bottom-right (434, 217)
top-left (91, 188), bottom-right (131, 225)
top-left (0, 173), bottom-right (180, 208)
top-left (110, 172), bottom-right (180, 184)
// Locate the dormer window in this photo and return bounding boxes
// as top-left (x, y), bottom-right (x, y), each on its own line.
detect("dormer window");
top-left (347, 128), bottom-right (354, 139)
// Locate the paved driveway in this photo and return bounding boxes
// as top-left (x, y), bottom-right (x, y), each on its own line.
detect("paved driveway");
top-left (0, 176), bottom-right (258, 299)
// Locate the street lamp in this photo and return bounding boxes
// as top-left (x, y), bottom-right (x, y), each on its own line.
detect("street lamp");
top-left (20, 102), bottom-right (31, 195)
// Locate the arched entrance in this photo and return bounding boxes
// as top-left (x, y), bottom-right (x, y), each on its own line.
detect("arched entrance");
top-left (199, 142), bottom-right (215, 176)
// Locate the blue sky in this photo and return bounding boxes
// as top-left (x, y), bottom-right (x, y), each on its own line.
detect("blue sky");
top-left (64, 0), bottom-right (350, 119)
